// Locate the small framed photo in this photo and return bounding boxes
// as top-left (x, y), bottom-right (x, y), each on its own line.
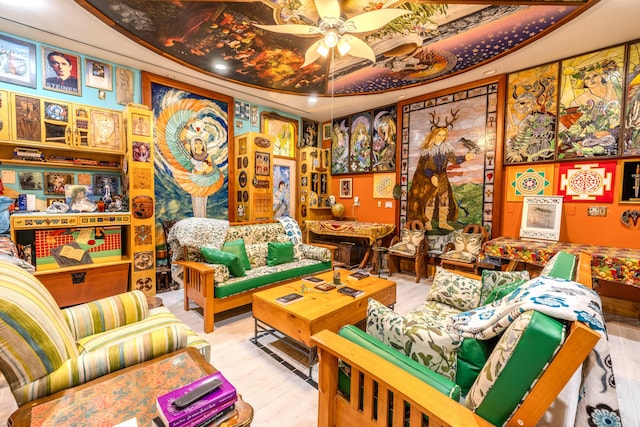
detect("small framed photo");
top-left (65, 184), bottom-right (94, 211)
top-left (339, 178), bottom-right (353, 199)
top-left (132, 141), bottom-right (151, 162)
top-left (94, 175), bottom-right (120, 198)
top-left (0, 34), bottom-right (36, 88)
top-left (84, 58), bottom-right (112, 91)
top-left (47, 197), bottom-right (66, 207)
top-left (42, 46), bottom-right (81, 96)
top-left (132, 113), bottom-right (150, 136)
top-left (18, 171), bottom-right (43, 191)
top-left (619, 160), bottom-right (640, 204)
top-left (323, 122), bottom-right (332, 140)
top-left (520, 195), bottom-right (563, 242)
top-left (44, 172), bottom-right (74, 195)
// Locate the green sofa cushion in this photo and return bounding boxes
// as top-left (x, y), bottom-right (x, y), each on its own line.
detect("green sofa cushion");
top-left (466, 310), bottom-right (565, 426)
top-left (338, 325), bottom-right (461, 401)
top-left (540, 251), bottom-right (576, 280)
top-left (479, 270), bottom-right (530, 306)
top-left (455, 337), bottom-right (496, 396)
top-left (482, 278), bottom-right (527, 305)
top-left (222, 239), bottom-right (252, 270)
top-left (213, 261), bottom-right (331, 298)
top-left (201, 247), bottom-right (246, 277)
top-left (267, 241), bottom-right (294, 266)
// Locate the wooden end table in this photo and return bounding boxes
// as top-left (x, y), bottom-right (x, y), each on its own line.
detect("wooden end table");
top-left (251, 270), bottom-right (396, 385)
top-left (8, 348), bottom-right (253, 427)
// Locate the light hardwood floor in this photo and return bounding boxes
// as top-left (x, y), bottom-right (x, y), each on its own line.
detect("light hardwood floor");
top-left (1, 272), bottom-right (639, 426)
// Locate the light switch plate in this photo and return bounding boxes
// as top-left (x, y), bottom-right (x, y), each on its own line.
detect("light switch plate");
top-left (587, 206), bottom-right (607, 217)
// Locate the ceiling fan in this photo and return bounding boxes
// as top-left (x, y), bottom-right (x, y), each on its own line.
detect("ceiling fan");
top-left (254, 0), bottom-right (412, 67)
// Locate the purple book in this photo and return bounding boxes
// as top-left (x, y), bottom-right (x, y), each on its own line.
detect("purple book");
top-left (156, 372), bottom-right (237, 427)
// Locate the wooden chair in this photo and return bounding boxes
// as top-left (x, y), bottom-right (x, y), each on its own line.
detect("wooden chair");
top-left (312, 253), bottom-right (601, 427)
top-left (439, 224), bottom-right (489, 275)
top-left (387, 220), bottom-right (428, 283)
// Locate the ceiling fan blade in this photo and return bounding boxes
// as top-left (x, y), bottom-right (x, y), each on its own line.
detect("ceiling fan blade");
top-left (254, 23), bottom-right (320, 36)
top-left (346, 37), bottom-right (377, 64)
top-left (345, 9), bottom-right (412, 34)
top-left (302, 40), bottom-right (324, 68)
top-left (314, 0), bottom-right (341, 21)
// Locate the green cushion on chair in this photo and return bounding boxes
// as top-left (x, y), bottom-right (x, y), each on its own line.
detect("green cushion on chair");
top-left (540, 251), bottom-right (577, 280)
top-left (267, 241), bottom-right (294, 266)
top-left (482, 279), bottom-right (527, 305)
top-left (201, 247), bottom-right (246, 277)
top-left (222, 239), bottom-right (252, 270)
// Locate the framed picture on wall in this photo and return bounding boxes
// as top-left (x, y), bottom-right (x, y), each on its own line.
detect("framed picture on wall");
top-left (0, 34), bottom-right (37, 88)
top-left (322, 122), bottom-right (331, 140)
top-left (339, 178), bottom-right (352, 198)
top-left (261, 111), bottom-right (297, 157)
top-left (116, 67), bottom-right (134, 105)
top-left (619, 160), bottom-right (640, 203)
top-left (44, 172), bottom-right (74, 195)
top-left (42, 46), bottom-right (81, 96)
top-left (519, 195), bottom-right (563, 241)
top-left (84, 58), bottom-right (113, 91)
top-left (301, 119), bottom-right (319, 148)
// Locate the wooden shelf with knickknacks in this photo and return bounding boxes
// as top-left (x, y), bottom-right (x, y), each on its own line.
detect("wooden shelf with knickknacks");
top-left (123, 104), bottom-right (157, 297)
top-left (233, 132), bottom-right (275, 222)
top-left (298, 146), bottom-right (332, 223)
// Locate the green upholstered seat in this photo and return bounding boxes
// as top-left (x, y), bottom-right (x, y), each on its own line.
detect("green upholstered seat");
top-left (0, 259), bottom-right (210, 406)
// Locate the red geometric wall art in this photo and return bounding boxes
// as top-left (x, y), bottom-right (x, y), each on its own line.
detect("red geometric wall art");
top-left (558, 161), bottom-right (616, 202)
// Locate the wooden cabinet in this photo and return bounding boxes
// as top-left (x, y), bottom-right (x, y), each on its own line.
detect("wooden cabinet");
top-left (11, 212), bottom-right (132, 307)
top-left (234, 132), bottom-right (275, 222)
top-left (8, 91), bottom-right (123, 154)
top-left (298, 146), bottom-right (332, 221)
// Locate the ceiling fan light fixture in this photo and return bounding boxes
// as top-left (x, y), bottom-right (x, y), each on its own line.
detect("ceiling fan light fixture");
top-left (337, 37), bottom-right (351, 56)
top-left (316, 42), bottom-right (330, 57)
top-left (324, 29), bottom-right (339, 48)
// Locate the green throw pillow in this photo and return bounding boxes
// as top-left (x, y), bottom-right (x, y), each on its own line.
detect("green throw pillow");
top-left (222, 239), bottom-right (252, 270)
top-left (201, 247), bottom-right (246, 277)
top-left (267, 241), bottom-right (294, 266)
top-left (482, 279), bottom-right (526, 304)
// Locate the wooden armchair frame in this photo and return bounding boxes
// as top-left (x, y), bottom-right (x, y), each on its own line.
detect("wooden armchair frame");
top-left (387, 220), bottom-right (428, 283)
top-left (440, 224), bottom-right (489, 275)
top-left (312, 253), bottom-right (600, 427)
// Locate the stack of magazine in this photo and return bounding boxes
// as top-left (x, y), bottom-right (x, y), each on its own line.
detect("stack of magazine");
top-left (155, 372), bottom-right (237, 427)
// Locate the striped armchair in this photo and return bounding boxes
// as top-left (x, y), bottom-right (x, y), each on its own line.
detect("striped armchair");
top-left (0, 259), bottom-right (210, 407)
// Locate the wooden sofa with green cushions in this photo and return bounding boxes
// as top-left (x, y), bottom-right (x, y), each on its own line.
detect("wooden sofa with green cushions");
top-left (311, 252), bottom-right (601, 427)
top-left (0, 259), bottom-right (210, 407)
top-left (169, 218), bottom-right (333, 332)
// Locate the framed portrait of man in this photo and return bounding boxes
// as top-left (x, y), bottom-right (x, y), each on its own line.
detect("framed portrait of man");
top-left (42, 46), bottom-right (81, 96)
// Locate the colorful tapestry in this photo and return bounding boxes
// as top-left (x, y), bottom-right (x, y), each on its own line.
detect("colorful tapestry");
top-left (558, 161), bottom-right (616, 202)
top-left (449, 276), bottom-right (621, 427)
top-left (506, 165), bottom-right (554, 201)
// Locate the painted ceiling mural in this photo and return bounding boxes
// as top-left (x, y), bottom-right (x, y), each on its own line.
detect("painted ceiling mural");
top-left (78, 0), bottom-right (594, 96)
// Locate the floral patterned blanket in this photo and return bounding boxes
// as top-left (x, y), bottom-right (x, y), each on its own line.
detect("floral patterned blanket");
top-left (448, 276), bottom-right (622, 427)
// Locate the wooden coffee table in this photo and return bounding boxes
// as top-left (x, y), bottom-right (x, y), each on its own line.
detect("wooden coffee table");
top-left (251, 270), bottom-right (396, 384)
top-left (8, 348), bottom-right (253, 427)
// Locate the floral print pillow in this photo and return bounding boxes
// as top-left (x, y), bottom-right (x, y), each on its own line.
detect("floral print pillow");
top-left (426, 267), bottom-right (482, 311)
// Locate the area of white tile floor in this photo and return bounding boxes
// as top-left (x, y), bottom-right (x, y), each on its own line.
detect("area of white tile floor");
top-left (1, 272), bottom-right (638, 426)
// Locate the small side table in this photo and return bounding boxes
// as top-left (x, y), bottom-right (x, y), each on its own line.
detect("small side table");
top-left (370, 246), bottom-right (389, 277)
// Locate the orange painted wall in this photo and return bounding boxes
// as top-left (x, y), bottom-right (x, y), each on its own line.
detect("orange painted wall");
top-left (500, 161), bottom-right (640, 249)
top-left (329, 174), bottom-right (397, 224)
top-left (320, 136), bottom-right (397, 225)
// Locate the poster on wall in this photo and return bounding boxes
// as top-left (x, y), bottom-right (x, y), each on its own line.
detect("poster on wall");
top-left (624, 41), bottom-right (640, 157)
top-left (399, 81), bottom-right (500, 235)
top-left (331, 117), bottom-right (350, 175)
top-left (142, 72), bottom-right (232, 225)
top-left (273, 159), bottom-right (296, 218)
top-left (505, 63), bottom-right (558, 164)
top-left (371, 106), bottom-right (397, 172)
top-left (557, 161), bottom-right (616, 202)
top-left (349, 112), bottom-right (372, 173)
top-left (557, 45), bottom-right (625, 159)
